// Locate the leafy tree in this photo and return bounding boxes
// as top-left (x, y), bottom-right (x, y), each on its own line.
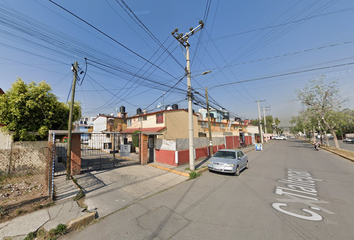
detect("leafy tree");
top-left (295, 77), bottom-right (350, 149)
top-left (0, 78), bottom-right (81, 140)
top-left (250, 115), bottom-right (281, 134)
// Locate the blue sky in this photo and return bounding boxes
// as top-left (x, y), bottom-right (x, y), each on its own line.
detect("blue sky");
top-left (1, 0), bottom-right (354, 126)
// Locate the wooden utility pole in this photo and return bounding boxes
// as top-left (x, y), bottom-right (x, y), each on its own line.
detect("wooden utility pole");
top-left (205, 87), bottom-right (213, 156)
top-left (66, 61), bottom-right (78, 180)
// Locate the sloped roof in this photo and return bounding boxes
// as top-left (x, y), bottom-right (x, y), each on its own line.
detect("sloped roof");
top-left (121, 127), bottom-right (166, 134)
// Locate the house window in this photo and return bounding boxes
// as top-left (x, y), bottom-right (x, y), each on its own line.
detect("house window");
top-left (220, 124), bottom-right (225, 129)
top-left (127, 119), bottom-right (132, 126)
top-left (143, 116), bottom-right (147, 121)
top-left (138, 117), bottom-right (142, 122)
top-left (106, 134), bottom-right (110, 138)
top-left (156, 113), bottom-right (163, 124)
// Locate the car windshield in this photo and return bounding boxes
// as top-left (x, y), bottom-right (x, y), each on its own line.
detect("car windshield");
top-left (214, 151), bottom-right (236, 159)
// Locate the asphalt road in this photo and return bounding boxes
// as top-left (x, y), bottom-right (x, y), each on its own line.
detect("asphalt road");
top-left (325, 139), bottom-right (354, 152)
top-left (62, 139), bottom-right (354, 240)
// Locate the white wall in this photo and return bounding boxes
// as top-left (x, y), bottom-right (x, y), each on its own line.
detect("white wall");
top-left (93, 116), bottom-right (107, 132)
top-left (0, 128), bottom-right (13, 149)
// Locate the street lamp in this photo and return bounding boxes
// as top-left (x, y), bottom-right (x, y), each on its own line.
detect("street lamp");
top-left (191, 71), bottom-right (212, 78)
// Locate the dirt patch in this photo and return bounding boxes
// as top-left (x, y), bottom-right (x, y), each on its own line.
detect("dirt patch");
top-left (0, 174), bottom-right (53, 223)
top-left (322, 146), bottom-right (354, 161)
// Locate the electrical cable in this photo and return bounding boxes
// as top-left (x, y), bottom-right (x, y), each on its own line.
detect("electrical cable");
top-left (209, 61), bottom-right (354, 89)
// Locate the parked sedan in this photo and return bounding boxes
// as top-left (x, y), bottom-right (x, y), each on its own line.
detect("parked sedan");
top-left (273, 136), bottom-right (287, 140)
top-left (207, 149), bottom-right (248, 176)
top-left (343, 138), bottom-right (354, 143)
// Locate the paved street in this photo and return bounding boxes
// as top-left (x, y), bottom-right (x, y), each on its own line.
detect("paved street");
top-left (325, 139), bottom-right (354, 152)
top-left (62, 139), bottom-right (354, 240)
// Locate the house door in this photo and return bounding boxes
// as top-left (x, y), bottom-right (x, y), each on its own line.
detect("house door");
top-left (148, 136), bottom-right (154, 163)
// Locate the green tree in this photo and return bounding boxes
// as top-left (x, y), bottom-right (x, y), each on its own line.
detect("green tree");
top-left (295, 77), bottom-right (350, 149)
top-left (0, 78), bottom-right (81, 140)
top-left (250, 115), bottom-right (281, 134)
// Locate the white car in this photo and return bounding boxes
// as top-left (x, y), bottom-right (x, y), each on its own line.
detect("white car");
top-left (343, 138), bottom-right (354, 143)
top-left (273, 136), bottom-right (287, 140)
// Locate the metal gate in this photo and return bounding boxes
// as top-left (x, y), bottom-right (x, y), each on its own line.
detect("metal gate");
top-left (51, 131), bottom-right (139, 175)
top-left (81, 132), bottom-right (139, 172)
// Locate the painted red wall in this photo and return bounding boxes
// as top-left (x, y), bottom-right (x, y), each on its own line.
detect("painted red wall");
top-left (196, 147), bottom-right (208, 159)
top-left (245, 136), bottom-right (252, 145)
top-left (178, 149), bottom-right (189, 165)
top-left (234, 136), bottom-right (240, 148)
top-left (155, 149), bottom-right (176, 166)
top-left (225, 136), bottom-right (240, 149)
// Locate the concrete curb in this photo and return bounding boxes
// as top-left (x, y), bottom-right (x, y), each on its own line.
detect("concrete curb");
top-left (67, 212), bottom-right (96, 231)
top-left (148, 145), bottom-right (258, 177)
top-left (117, 156), bottom-right (137, 161)
top-left (148, 164), bottom-right (190, 177)
top-left (321, 147), bottom-right (354, 162)
top-left (302, 139), bottom-right (354, 163)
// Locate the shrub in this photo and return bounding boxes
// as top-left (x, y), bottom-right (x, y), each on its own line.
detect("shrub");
top-left (132, 131), bottom-right (141, 148)
top-left (189, 171), bottom-right (197, 179)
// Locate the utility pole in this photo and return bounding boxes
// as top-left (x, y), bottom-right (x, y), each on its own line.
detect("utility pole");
top-left (262, 106), bottom-right (270, 142)
top-left (256, 100), bottom-right (265, 143)
top-left (172, 20), bottom-right (204, 171)
top-left (66, 62), bottom-right (78, 180)
top-left (205, 87), bottom-right (213, 156)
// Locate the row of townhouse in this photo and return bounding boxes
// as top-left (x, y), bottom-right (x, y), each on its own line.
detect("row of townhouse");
top-left (82, 106), bottom-right (259, 166)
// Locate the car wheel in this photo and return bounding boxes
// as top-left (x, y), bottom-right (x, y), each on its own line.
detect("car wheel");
top-left (245, 161), bottom-right (249, 169)
top-left (234, 166), bottom-right (240, 176)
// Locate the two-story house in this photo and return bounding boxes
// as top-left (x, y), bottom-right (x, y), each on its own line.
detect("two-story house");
top-left (120, 107), bottom-right (199, 164)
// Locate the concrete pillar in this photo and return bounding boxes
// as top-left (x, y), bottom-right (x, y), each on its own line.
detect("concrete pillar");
top-left (71, 134), bottom-right (81, 175)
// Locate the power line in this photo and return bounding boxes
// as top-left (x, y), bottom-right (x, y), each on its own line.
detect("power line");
top-left (49, 0), bottom-right (179, 79)
top-left (209, 61), bottom-right (354, 89)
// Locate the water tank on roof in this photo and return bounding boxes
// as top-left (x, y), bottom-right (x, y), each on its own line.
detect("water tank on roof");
top-left (165, 105), bottom-right (170, 110)
top-left (172, 104), bottom-right (178, 110)
top-left (137, 108), bottom-right (142, 115)
top-left (235, 117), bottom-right (241, 122)
top-left (210, 113), bottom-right (214, 118)
top-left (120, 106), bottom-right (126, 113)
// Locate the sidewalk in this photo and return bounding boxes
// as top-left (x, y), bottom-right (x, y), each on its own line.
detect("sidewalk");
top-left (0, 146), bottom-right (256, 239)
top-left (148, 144), bottom-right (256, 177)
top-left (0, 175), bottom-right (89, 240)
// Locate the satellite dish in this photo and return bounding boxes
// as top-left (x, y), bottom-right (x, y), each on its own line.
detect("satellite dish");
top-left (115, 107), bottom-right (118, 112)
top-left (157, 103), bottom-right (162, 109)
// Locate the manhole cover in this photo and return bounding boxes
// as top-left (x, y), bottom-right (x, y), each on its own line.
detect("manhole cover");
top-left (121, 174), bottom-right (137, 180)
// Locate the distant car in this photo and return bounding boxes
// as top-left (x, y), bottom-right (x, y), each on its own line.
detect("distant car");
top-left (273, 136), bottom-right (287, 140)
top-left (207, 149), bottom-right (248, 176)
top-left (343, 138), bottom-right (354, 143)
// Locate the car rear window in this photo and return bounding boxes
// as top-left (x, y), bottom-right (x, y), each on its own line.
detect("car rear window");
top-left (214, 151), bottom-right (236, 159)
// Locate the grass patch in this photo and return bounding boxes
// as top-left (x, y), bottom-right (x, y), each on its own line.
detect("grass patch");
top-left (23, 224), bottom-right (67, 240)
top-left (71, 176), bottom-right (86, 201)
top-left (73, 191), bottom-right (85, 201)
top-left (189, 171), bottom-right (202, 180)
top-left (15, 209), bottom-right (26, 216)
